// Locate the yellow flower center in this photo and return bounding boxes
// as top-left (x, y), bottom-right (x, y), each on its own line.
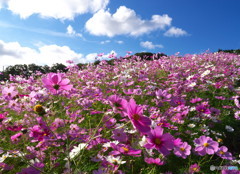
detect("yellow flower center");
top-left (133, 114), bottom-right (140, 121)
top-left (180, 147), bottom-right (185, 151)
top-left (219, 151), bottom-right (225, 155)
top-left (154, 138), bottom-right (162, 145)
top-left (34, 104), bottom-right (44, 114)
top-left (203, 143), bottom-right (209, 147)
top-left (193, 167), bottom-right (198, 171)
top-left (122, 147), bottom-right (129, 153)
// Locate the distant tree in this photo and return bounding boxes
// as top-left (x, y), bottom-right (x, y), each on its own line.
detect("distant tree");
top-left (77, 63), bottom-right (87, 70)
top-left (50, 63), bottom-right (67, 73)
top-left (134, 52), bottom-right (167, 61)
top-left (218, 49), bottom-right (240, 55)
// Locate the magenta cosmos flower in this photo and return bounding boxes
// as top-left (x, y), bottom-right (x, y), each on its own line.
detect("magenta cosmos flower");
top-left (189, 163), bottom-right (200, 174)
top-left (110, 143), bottom-right (142, 157)
top-left (42, 73), bottom-right (73, 94)
top-left (124, 98), bottom-right (151, 133)
top-left (194, 135), bottom-right (219, 156)
top-left (144, 157), bottom-right (164, 165)
top-left (144, 126), bottom-right (174, 156)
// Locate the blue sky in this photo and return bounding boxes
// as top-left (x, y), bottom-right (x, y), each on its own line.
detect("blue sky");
top-left (0, 0), bottom-right (239, 68)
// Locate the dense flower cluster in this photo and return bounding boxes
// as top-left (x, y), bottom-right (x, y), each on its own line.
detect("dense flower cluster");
top-left (0, 52), bottom-right (240, 173)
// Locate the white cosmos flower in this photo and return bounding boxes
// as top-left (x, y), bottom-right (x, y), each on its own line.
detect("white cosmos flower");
top-left (106, 155), bottom-right (126, 164)
top-left (188, 82), bottom-right (196, 87)
top-left (68, 143), bottom-right (87, 160)
top-left (201, 70), bottom-right (211, 78)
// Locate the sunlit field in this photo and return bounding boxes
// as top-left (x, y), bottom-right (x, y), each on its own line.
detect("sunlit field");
top-left (0, 52), bottom-right (240, 174)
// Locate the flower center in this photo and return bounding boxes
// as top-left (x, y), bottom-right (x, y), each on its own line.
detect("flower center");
top-left (203, 143), bottom-right (209, 147)
top-left (193, 167), bottom-right (198, 171)
top-left (132, 114), bottom-right (140, 121)
top-left (34, 104), bottom-right (44, 114)
top-left (219, 151), bottom-right (225, 155)
top-left (154, 138), bottom-right (162, 145)
top-left (53, 84), bottom-right (60, 90)
top-left (180, 147), bottom-right (185, 151)
top-left (122, 147), bottom-right (129, 153)
top-left (114, 103), bottom-right (121, 107)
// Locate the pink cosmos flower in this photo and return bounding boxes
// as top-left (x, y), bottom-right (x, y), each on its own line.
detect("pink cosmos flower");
top-left (144, 157), bottom-right (164, 165)
top-left (194, 135), bottom-right (219, 156)
top-left (112, 128), bottom-right (128, 143)
top-left (2, 86), bottom-right (18, 100)
top-left (173, 142), bottom-right (191, 159)
top-left (144, 127), bottom-right (174, 156)
top-left (196, 104), bottom-right (211, 114)
top-left (42, 73), bottom-right (73, 94)
top-left (234, 111), bottom-right (240, 120)
top-left (216, 146), bottom-right (233, 160)
top-left (110, 143), bottom-right (142, 157)
top-left (155, 89), bottom-right (171, 101)
top-left (233, 96), bottom-right (240, 108)
top-left (124, 98), bottom-right (151, 133)
top-left (11, 132), bottom-right (23, 143)
top-left (189, 163), bottom-right (200, 174)
top-left (0, 113), bottom-right (6, 122)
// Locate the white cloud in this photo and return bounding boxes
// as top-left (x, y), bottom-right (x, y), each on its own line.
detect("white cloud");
top-left (164, 27), bottom-right (187, 37)
top-left (100, 40), bottom-right (111, 44)
top-left (115, 40), bottom-right (123, 44)
top-left (4, 0), bottom-right (109, 19)
top-left (66, 25), bottom-right (82, 37)
top-left (85, 6), bottom-right (172, 37)
top-left (0, 40), bottom-right (118, 69)
top-left (140, 41), bottom-right (163, 49)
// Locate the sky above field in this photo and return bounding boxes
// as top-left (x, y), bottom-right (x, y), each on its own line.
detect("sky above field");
top-left (0, 0), bottom-right (240, 68)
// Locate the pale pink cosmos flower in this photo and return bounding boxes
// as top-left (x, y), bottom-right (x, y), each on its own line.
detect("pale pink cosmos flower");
top-left (173, 142), bottom-right (191, 159)
top-left (194, 135), bottom-right (219, 156)
top-left (42, 73), bottom-right (73, 94)
top-left (2, 86), bottom-right (18, 100)
top-left (216, 146), bottom-right (233, 160)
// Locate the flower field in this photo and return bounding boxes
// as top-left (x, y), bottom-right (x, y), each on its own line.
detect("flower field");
top-left (0, 52), bottom-right (240, 174)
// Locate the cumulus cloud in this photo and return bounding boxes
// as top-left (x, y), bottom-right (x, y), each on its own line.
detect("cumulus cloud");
top-left (164, 27), bottom-right (188, 37)
top-left (3, 0), bottom-right (109, 19)
top-left (66, 25), bottom-right (82, 37)
top-left (0, 40), bottom-right (115, 69)
top-left (140, 41), bottom-right (163, 49)
top-left (85, 6), bottom-right (172, 37)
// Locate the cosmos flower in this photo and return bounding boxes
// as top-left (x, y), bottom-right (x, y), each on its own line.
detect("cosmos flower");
top-left (10, 133), bottom-right (23, 143)
top-left (144, 157), bottom-right (164, 165)
top-left (2, 86), bottom-right (18, 100)
top-left (42, 73), bottom-right (73, 94)
top-left (173, 142), bottom-right (191, 159)
top-left (189, 163), bottom-right (200, 174)
top-left (216, 146), bottom-right (233, 160)
top-left (144, 126), bottom-right (174, 156)
top-left (194, 135), bottom-right (219, 156)
top-left (124, 98), bottom-right (151, 133)
top-left (110, 143), bottom-right (142, 157)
